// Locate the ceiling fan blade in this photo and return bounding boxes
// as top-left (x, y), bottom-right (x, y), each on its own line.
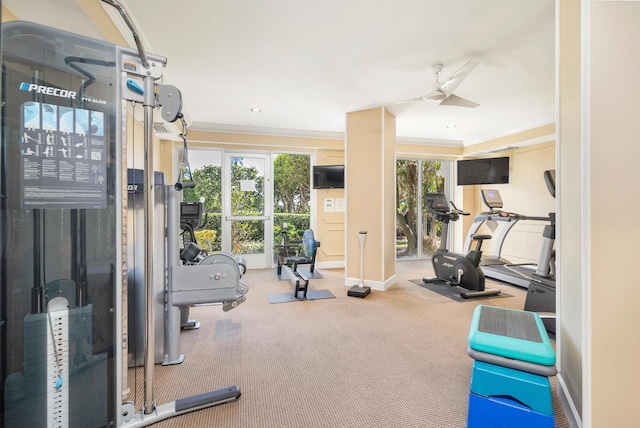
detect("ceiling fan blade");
top-left (385, 96), bottom-right (425, 106)
top-left (439, 60), bottom-right (479, 96)
top-left (439, 94), bottom-right (479, 108)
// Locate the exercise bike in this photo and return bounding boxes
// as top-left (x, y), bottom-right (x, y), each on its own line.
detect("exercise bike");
top-left (422, 194), bottom-right (501, 299)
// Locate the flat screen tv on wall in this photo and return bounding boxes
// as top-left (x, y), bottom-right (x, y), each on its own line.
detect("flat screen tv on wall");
top-left (457, 157), bottom-right (510, 185)
top-left (313, 165), bottom-right (345, 189)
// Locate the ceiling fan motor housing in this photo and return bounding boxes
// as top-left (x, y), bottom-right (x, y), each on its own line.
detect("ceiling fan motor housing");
top-left (424, 90), bottom-right (446, 101)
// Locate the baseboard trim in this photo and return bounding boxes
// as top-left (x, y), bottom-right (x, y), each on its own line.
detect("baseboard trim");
top-left (345, 274), bottom-right (396, 291)
top-left (557, 373), bottom-right (582, 428)
top-left (316, 261), bottom-right (345, 270)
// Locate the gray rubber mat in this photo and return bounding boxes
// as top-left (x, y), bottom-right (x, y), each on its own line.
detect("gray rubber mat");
top-left (277, 269), bottom-right (323, 280)
top-left (267, 289), bottom-right (335, 304)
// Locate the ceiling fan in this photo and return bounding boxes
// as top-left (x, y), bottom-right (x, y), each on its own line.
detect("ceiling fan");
top-left (393, 60), bottom-right (480, 108)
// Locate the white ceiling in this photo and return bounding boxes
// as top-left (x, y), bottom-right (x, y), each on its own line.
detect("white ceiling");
top-left (4, 0), bottom-right (556, 146)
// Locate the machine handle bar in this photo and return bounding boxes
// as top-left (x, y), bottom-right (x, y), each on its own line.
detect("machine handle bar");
top-left (449, 201), bottom-right (470, 216)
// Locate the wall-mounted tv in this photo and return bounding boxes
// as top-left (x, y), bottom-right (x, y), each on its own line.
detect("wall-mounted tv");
top-left (313, 165), bottom-right (345, 189)
top-left (457, 156), bottom-right (510, 185)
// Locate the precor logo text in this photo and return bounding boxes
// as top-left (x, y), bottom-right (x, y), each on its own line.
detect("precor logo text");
top-left (20, 82), bottom-right (77, 99)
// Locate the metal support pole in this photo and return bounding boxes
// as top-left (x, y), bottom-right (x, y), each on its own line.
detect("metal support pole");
top-left (143, 74), bottom-right (155, 414)
top-left (359, 232), bottom-right (366, 287)
top-left (163, 186), bottom-right (184, 365)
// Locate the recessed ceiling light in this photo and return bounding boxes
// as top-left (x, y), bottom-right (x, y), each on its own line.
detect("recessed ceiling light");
top-left (446, 123), bottom-right (457, 129)
top-left (250, 107), bottom-right (261, 113)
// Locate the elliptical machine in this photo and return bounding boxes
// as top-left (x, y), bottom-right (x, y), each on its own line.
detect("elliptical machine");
top-left (524, 170), bottom-right (557, 333)
top-left (422, 194), bottom-right (501, 299)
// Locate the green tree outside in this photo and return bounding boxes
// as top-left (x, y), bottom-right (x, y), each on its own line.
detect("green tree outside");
top-left (274, 154), bottom-right (310, 213)
top-left (396, 159), bottom-right (445, 257)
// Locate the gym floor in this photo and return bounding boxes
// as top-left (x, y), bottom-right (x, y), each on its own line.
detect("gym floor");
top-left (125, 260), bottom-right (569, 427)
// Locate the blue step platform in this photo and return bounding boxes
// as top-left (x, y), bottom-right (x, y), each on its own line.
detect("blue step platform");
top-left (471, 360), bottom-right (553, 416)
top-left (467, 391), bottom-right (555, 428)
top-left (468, 305), bottom-right (556, 367)
top-left (466, 305), bottom-right (557, 427)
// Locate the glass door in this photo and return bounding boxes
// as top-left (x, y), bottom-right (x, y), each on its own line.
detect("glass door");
top-left (223, 153), bottom-right (272, 268)
top-left (396, 159), bottom-right (450, 260)
top-left (396, 160), bottom-right (419, 258)
top-left (421, 160), bottom-right (449, 256)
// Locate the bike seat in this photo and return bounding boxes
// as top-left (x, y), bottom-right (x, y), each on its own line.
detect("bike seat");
top-left (472, 234), bottom-right (492, 241)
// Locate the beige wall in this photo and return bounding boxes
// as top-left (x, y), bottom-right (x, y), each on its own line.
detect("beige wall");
top-left (396, 142), bottom-right (463, 158)
top-left (314, 149), bottom-right (346, 266)
top-left (555, 2), bottom-right (640, 426)
top-left (587, 3), bottom-right (640, 426)
top-left (188, 129), bottom-right (343, 152)
top-left (1, 6), bottom-right (18, 21)
top-left (463, 123), bottom-right (555, 156)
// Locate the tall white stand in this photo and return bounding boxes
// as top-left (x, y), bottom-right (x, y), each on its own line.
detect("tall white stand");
top-left (348, 231), bottom-right (371, 298)
top-left (359, 232), bottom-right (366, 286)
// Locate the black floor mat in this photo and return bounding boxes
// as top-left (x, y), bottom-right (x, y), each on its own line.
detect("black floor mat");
top-left (409, 279), bottom-right (512, 302)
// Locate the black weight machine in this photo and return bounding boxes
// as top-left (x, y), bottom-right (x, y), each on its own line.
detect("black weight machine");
top-left (1, 11), bottom-right (252, 425)
top-left (177, 197), bottom-right (248, 316)
top-left (422, 194), bottom-right (501, 299)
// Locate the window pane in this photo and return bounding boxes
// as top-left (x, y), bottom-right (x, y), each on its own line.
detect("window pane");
top-left (184, 149), bottom-right (222, 252)
top-left (273, 153), bottom-right (310, 243)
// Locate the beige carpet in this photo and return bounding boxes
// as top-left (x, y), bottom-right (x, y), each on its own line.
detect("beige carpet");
top-left (126, 261), bottom-right (570, 428)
